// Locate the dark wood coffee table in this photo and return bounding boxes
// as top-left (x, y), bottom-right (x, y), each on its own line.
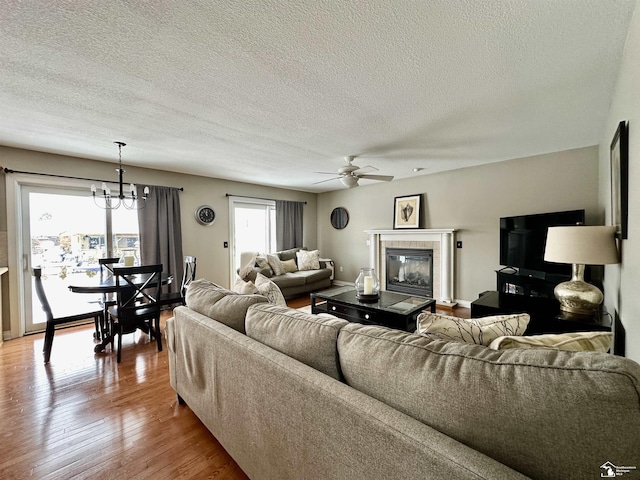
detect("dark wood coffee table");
top-left (311, 286), bottom-right (436, 332)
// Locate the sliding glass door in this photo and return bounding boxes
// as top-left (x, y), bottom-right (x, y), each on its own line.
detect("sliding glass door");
top-left (228, 197), bottom-right (276, 285)
top-left (21, 185), bottom-right (139, 333)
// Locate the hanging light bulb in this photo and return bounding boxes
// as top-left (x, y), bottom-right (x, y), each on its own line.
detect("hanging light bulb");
top-left (91, 142), bottom-right (149, 210)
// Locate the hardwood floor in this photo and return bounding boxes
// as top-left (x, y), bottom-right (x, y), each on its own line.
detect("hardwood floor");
top-left (0, 295), bottom-right (469, 479)
top-left (0, 311), bottom-right (248, 480)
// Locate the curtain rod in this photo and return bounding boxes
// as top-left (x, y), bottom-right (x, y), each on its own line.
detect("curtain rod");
top-left (225, 193), bottom-right (306, 205)
top-left (3, 167), bottom-right (184, 191)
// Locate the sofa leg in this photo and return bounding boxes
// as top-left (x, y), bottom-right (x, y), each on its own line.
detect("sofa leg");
top-left (177, 394), bottom-right (186, 405)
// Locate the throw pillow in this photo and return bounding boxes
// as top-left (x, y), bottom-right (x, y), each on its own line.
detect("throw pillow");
top-left (255, 255), bottom-right (273, 275)
top-left (489, 331), bottom-right (613, 352)
top-left (267, 253), bottom-right (285, 276)
top-left (281, 258), bottom-right (298, 273)
top-left (416, 312), bottom-right (530, 346)
top-left (233, 278), bottom-right (259, 295)
top-left (278, 247), bottom-right (303, 263)
top-left (255, 273), bottom-right (287, 306)
top-left (238, 255), bottom-right (258, 282)
top-left (296, 249), bottom-right (320, 271)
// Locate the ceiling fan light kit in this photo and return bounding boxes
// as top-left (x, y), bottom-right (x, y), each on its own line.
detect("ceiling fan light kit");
top-left (314, 155), bottom-right (394, 188)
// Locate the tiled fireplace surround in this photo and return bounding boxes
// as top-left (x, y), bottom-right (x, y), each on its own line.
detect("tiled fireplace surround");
top-left (365, 229), bottom-right (456, 306)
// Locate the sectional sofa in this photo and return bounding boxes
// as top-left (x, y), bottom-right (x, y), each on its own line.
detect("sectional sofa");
top-left (166, 280), bottom-right (640, 480)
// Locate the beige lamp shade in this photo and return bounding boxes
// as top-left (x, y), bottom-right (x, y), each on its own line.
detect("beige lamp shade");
top-left (544, 225), bottom-right (618, 315)
top-left (544, 226), bottom-right (619, 265)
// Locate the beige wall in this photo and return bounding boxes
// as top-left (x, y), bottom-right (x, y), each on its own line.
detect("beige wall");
top-left (599, 5), bottom-right (640, 363)
top-left (318, 146), bottom-right (600, 305)
top-left (0, 147), bottom-right (317, 335)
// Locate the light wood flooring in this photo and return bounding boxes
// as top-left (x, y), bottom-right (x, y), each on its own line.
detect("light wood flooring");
top-left (0, 295), bottom-right (469, 479)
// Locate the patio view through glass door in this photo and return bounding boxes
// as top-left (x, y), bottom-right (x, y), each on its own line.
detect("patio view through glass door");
top-left (230, 198), bottom-right (276, 282)
top-left (23, 186), bottom-right (139, 333)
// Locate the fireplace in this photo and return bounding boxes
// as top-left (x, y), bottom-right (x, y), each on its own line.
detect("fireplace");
top-left (366, 228), bottom-right (456, 306)
top-left (385, 248), bottom-right (433, 297)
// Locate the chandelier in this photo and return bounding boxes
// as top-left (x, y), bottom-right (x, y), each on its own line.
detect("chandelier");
top-left (91, 141), bottom-right (149, 210)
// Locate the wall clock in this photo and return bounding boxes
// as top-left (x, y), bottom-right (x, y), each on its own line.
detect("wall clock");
top-left (195, 205), bottom-right (216, 226)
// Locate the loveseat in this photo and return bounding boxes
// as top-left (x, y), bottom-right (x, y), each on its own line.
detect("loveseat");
top-left (166, 280), bottom-right (640, 480)
top-left (238, 248), bottom-right (332, 299)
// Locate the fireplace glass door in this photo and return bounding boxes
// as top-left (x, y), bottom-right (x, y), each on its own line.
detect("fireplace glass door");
top-left (386, 248), bottom-right (434, 297)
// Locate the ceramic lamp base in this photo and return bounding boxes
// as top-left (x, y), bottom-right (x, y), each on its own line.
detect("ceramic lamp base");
top-left (554, 264), bottom-right (603, 315)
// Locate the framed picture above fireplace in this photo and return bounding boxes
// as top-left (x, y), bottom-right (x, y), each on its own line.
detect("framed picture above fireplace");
top-left (393, 194), bottom-right (421, 229)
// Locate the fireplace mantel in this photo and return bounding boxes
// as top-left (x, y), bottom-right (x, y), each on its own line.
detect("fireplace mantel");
top-left (365, 229), bottom-right (456, 306)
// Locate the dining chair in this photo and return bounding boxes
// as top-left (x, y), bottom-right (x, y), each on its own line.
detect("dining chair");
top-left (158, 256), bottom-right (197, 309)
top-left (33, 267), bottom-right (104, 364)
top-left (97, 257), bottom-right (120, 340)
top-left (108, 264), bottom-right (163, 363)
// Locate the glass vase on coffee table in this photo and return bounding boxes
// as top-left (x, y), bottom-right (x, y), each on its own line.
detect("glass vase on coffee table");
top-left (355, 267), bottom-right (380, 302)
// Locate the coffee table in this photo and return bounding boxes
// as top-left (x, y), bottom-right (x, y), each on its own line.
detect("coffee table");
top-left (311, 286), bottom-right (436, 332)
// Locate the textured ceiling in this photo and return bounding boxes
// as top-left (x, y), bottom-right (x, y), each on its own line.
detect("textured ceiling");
top-left (0, 0), bottom-right (636, 192)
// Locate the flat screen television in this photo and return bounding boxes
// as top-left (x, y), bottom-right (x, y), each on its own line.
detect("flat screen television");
top-left (499, 209), bottom-right (585, 278)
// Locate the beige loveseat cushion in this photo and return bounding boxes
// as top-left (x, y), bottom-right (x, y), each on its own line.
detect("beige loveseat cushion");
top-left (185, 279), bottom-right (267, 333)
top-left (337, 323), bottom-right (640, 480)
top-left (489, 331), bottom-right (613, 352)
top-left (245, 303), bottom-right (349, 380)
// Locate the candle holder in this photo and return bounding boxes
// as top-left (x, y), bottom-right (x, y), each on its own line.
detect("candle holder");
top-left (355, 267), bottom-right (380, 302)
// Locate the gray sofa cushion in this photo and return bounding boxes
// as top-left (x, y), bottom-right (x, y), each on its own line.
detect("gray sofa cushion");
top-left (185, 279), bottom-right (267, 333)
top-left (245, 303), bottom-right (349, 380)
top-left (294, 268), bottom-right (332, 284)
top-left (337, 323), bottom-right (640, 480)
top-left (270, 272), bottom-right (306, 288)
top-left (270, 269), bottom-right (332, 289)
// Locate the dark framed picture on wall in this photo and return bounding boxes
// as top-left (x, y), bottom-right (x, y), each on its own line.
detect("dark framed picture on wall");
top-left (393, 194), bottom-right (421, 229)
top-left (610, 120), bottom-right (628, 239)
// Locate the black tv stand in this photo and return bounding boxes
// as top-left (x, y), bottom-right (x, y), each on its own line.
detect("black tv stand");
top-left (517, 268), bottom-right (547, 280)
top-left (496, 269), bottom-right (563, 299)
top-left (471, 290), bottom-right (611, 336)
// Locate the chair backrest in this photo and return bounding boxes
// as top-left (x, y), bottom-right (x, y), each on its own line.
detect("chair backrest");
top-left (99, 257), bottom-right (121, 278)
top-left (113, 264), bottom-right (163, 321)
top-left (32, 268), bottom-right (53, 322)
top-left (181, 256), bottom-right (197, 295)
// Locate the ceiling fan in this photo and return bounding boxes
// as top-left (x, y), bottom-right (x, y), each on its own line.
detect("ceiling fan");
top-left (314, 156), bottom-right (394, 188)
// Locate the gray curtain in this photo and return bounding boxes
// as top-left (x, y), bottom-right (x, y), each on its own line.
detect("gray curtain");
top-left (276, 200), bottom-right (304, 251)
top-left (138, 186), bottom-right (183, 295)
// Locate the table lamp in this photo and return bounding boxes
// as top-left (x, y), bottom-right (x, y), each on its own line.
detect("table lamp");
top-left (544, 225), bottom-right (619, 315)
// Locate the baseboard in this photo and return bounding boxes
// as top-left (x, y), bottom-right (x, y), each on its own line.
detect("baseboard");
top-left (436, 300), bottom-right (458, 309)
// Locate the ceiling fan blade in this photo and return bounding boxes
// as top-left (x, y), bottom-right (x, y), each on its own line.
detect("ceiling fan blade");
top-left (313, 171), bottom-right (340, 175)
top-left (312, 176), bottom-right (341, 185)
top-left (352, 165), bottom-right (378, 175)
top-left (358, 174), bottom-right (394, 182)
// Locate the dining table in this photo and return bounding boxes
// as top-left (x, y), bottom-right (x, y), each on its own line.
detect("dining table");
top-left (68, 272), bottom-right (173, 353)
